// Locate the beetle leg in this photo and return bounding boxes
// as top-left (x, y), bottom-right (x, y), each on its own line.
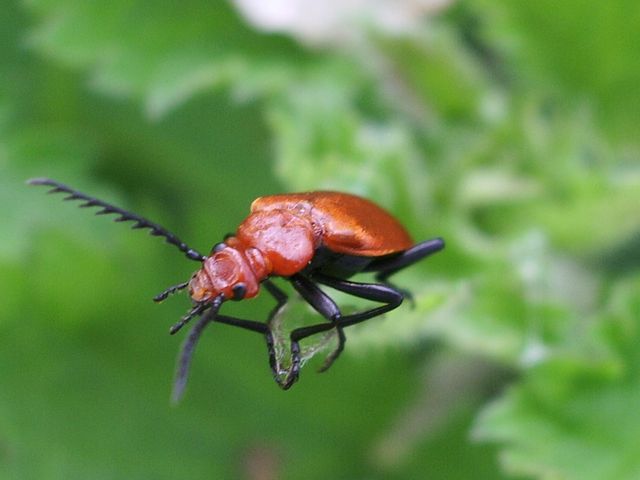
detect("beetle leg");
top-left (173, 312), bottom-right (275, 402)
top-left (286, 274), bottom-right (406, 383)
top-left (287, 274), bottom-right (405, 381)
top-left (262, 279), bottom-right (291, 385)
top-left (362, 237), bottom-right (444, 306)
top-left (287, 274), bottom-right (345, 386)
top-left (312, 274), bottom-right (404, 370)
top-left (312, 275), bottom-right (404, 325)
top-left (213, 315), bottom-right (268, 333)
top-left (314, 326), bottom-right (347, 374)
top-left (286, 274), bottom-right (404, 377)
top-left (276, 322), bottom-right (342, 390)
top-left (195, 280), bottom-right (291, 389)
top-left (263, 278), bottom-right (288, 304)
top-left (172, 281), bottom-right (291, 398)
top-left (364, 237), bottom-right (445, 281)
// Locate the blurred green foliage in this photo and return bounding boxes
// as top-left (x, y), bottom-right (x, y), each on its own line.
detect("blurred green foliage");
top-left (1, 1), bottom-right (639, 479)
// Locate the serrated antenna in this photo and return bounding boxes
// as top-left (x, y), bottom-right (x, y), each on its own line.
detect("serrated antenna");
top-left (28, 177), bottom-right (205, 262)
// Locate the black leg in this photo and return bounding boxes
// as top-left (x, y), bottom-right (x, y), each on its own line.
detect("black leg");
top-left (171, 281), bottom-right (291, 399)
top-left (263, 278), bottom-right (288, 305)
top-left (309, 274), bottom-right (403, 370)
top-left (195, 279), bottom-right (290, 387)
top-left (313, 274), bottom-right (404, 328)
top-left (213, 315), bottom-right (268, 334)
top-left (292, 276), bottom-right (349, 372)
top-left (171, 280), bottom-right (286, 339)
top-left (261, 279), bottom-right (291, 385)
top-left (364, 237), bottom-right (445, 282)
top-left (172, 311), bottom-right (281, 401)
top-left (363, 238), bottom-right (444, 306)
top-left (172, 305), bottom-right (274, 403)
top-left (286, 274), bottom-right (344, 389)
top-left (282, 274), bottom-right (405, 388)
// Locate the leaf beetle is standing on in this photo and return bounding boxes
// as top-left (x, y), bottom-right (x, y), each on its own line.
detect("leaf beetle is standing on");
top-left (29, 178), bottom-right (444, 400)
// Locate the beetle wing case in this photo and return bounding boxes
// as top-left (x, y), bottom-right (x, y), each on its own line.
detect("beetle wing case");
top-left (250, 192), bottom-right (413, 257)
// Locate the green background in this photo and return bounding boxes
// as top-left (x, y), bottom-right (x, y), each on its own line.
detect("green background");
top-left (1, 1), bottom-right (639, 479)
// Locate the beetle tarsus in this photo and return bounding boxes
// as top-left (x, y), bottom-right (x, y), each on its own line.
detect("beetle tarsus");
top-left (281, 340), bottom-right (301, 390)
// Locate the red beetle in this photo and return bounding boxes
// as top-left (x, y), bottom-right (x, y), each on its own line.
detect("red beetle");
top-left (29, 178), bottom-right (444, 399)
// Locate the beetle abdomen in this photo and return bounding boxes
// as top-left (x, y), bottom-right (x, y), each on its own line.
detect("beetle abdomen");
top-left (302, 247), bottom-right (378, 278)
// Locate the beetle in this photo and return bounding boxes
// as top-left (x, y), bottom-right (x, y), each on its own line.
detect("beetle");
top-left (29, 178), bottom-right (444, 400)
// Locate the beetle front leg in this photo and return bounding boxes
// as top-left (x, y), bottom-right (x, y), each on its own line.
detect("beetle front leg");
top-left (173, 279), bottom-right (291, 397)
top-left (218, 279), bottom-right (291, 389)
top-left (262, 279), bottom-right (291, 386)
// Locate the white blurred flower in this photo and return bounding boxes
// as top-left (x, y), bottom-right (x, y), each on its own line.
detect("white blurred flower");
top-left (232, 0), bottom-right (452, 46)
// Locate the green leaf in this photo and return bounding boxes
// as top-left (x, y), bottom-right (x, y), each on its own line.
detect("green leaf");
top-left (471, 0), bottom-right (640, 141)
top-left (25, 0), bottom-right (306, 117)
top-left (474, 276), bottom-right (640, 480)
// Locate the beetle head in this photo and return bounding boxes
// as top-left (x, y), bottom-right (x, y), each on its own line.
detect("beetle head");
top-left (189, 242), bottom-right (264, 303)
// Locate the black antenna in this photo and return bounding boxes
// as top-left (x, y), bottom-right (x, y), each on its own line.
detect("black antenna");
top-left (28, 178), bottom-right (205, 262)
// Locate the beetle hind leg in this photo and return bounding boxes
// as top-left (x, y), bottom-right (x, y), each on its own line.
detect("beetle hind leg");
top-left (365, 237), bottom-right (444, 281)
top-left (363, 237), bottom-right (444, 307)
top-left (287, 273), bottom-right (404, 380)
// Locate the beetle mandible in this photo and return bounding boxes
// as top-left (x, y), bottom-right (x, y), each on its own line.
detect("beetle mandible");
top-left (29, 178), bottom-right (444, 400)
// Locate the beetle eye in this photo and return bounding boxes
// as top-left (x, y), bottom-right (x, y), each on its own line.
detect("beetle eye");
top-left (232, 283), bottom-right (246, 300)
top-left (211, 242), bottom-right (226, 253)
